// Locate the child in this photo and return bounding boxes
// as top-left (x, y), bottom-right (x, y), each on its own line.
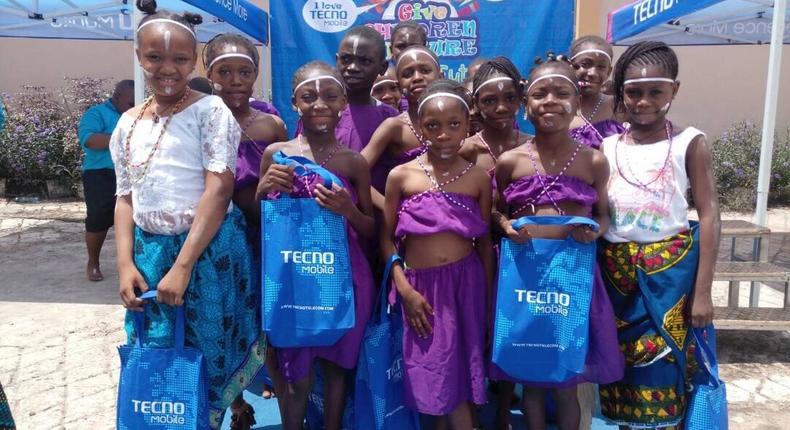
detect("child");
top-left (390, 20), bottom-right (428, 62)
top-left (111, 2), bottom-right (264, 428)
top-left (371, 64), bottom-right (402, 111)
top-left (255, 61), bottom-right (376, 430)
top-left (381, 80), bottom-right (493, 429)
top-left (568, 35), bottom-right (623, 149)
top-left (333, 25), bottom-right (399, 152)
top-left (493, 54), bottom-right (623, 430)
top-left (204, 33), bottom-right (287, 227)
top-left (362, 45), bottom-right (443, 208)
top-left (598, 41), bottom-right (720, 429)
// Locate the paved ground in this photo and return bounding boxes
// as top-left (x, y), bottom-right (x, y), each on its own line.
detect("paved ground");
top-left (1, 199), bottom-right (789, 429)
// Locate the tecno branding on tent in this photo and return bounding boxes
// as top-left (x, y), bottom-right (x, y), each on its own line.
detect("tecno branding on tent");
top-left (0, 0), bottom-right (269, 44)
top-left (607, 0), bottom-right (788, 228)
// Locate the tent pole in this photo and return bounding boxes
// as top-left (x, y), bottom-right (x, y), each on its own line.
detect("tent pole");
top-left (133, 7), bottom-right (144, 105)
top-left (755, 0), bottom-right (787, 227)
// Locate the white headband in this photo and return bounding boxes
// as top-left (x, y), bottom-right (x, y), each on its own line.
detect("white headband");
top-left (570, 49), bottom-right (612, 62)
top-left (370, 79), bottom-right (397, 92)
top-left (526, 74), bottom-right (579, 94)
top-left (293, 75), bottom-right (346, 94)
top-left (473, 76), bottom-right (515, 96)
top-left (623, 77), bottom-right (676, 85)
top-left (417, 92), bottom-right (469, 115)
top-left (396, 49), bottom-right (440, 68)
top-left (137, 18), bottom-right (195, 39)
top-left (207, 53), bottom-right (256, 70)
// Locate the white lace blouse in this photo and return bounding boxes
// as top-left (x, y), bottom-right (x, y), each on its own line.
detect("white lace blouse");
top-left (109, 95), bottom-right (241, 235)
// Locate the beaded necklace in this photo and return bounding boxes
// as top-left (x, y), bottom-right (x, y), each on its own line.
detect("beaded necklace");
top-left (572, 94), bottom-right (605, 143)
top-left (404, 152), bottom-right (474, 214)
top-left (615, 121), bottom-right (673, 193)
top-left (239, 109), bottom-right (261, 142)
top-left (476, 128), bottom-right (521, 163)
top-left (297, 135), bottom-right (344, 197)
top-left (403, 112), bottom-right (425, 145)
top-left (513, 138), bottom-right (583, 216)
top-left (123, 88), bottom-right (192, 183)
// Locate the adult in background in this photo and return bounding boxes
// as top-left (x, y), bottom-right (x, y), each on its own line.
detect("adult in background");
top-left (78, 79), bottom-right (134, 282)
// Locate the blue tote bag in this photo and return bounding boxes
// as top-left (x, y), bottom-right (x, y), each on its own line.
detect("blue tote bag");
top-left (262, 151), bottom-right (355, 347)
top-left (117, 291), bottom-right (209, 430)
top-left (493, 216), bottom-right (598, 383)
top-left (354, 255), bottom-right (421, 430)
top-left (686, 326), bottom-right (728, 430)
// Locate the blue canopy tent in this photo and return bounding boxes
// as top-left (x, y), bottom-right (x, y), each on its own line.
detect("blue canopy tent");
top-left (0, 0), bottom-right (270, 103)
top-left (607, 0), bottom-right (788, 231)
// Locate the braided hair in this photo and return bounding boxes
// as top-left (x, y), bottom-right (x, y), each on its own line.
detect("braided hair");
top-left (392, 21), bottom-right (427, 46)
top-left (202, 33), bottom-right (259, 71)
top-left (525, 51), bottom-right (579, 94)
top-left (472, 56), bottom-right (523, 97)
top-left (291, 61), bottom-right (345, 94)
top-left (570, 35), bottom-right (614, 58)
top-left (136, 0), bottom-right (202, 45)
top-left (612, 41), bottom-right (679, 110)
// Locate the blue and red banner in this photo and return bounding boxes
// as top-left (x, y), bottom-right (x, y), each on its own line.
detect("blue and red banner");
top-left (270, 0), bottom-right (575, 131)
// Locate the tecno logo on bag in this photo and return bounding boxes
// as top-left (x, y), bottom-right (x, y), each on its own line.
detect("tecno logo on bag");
top-left (281, 250), bottom-right (336, 275)
top-left (515, 290), bottom-right (570, 317)
top-left (131, 400), bottom-right (186, 425)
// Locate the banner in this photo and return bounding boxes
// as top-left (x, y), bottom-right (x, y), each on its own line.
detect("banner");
top-left (271, 0), bottom-right (575, 132)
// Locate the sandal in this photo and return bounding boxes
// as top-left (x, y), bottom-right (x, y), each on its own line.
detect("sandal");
top-left (87, 265), bottom-right (103, 282)
top-left (230, 398), bottom-right (256, 430)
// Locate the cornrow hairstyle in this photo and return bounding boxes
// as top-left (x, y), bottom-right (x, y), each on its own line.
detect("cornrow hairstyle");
top-left (612, 41), bottom-right (679, 111)
top-left (392, 21), bottom-right (427, 46)
top-left (526, 51), bottom-right (578, 94)
top-left (472, 56), bottom-right (523, 98)
top-left (570, 35), bottom-right (614, 58)
top-left (396, 45), bottom-right (441, 76)
top-left (291, 61), bottom-right (345, 93)
top-left (417, 79), bottom-right (472, 117)
top-left (343, 25), bottom-right (387, 61)
top-left (136, 0), bottom-right (202, 40)
top-left (202, 33), bottom-right (259, 70)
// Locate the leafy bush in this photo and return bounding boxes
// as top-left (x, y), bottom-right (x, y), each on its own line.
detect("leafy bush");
top-left (0, 77), bottom-right (110, 193)
top-left (712, 121), bottom-right (790, 211)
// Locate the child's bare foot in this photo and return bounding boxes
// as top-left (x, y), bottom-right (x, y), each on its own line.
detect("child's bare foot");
top-left (87, 264), bottom-right (103, 282)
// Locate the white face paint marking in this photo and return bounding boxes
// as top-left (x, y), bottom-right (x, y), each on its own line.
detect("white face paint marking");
top-left (315, 79), bottom-right (320, 93)
top-left (497, 82), bottom-right (504, 91)
top-left (164, 86), bottom-right (172, 95)
top-left (142, 68), bottom-right (154, 78)
top-left (437, 100), bottom-right (445, 112)
top-left (562, 102), bottom-right (572, 114)
top-left (163, 30), bottom-right (171, 51)
top-left (316, 124), bottom-right (328, 132)
top-left (231, 46), bottom-right (237, 52)
top-left (480, 111), bottom-right (487, 119)
top-left (212, 82), bottom-right (223, 92)
top-left (351, 36), bottom-right (360, 56)
top-left (641, 68), bottom-right (648, 77)
top-left (405, 33), bottom-right (411, 43)
top-left (409, 51), bottom-right (419, 63)
top-left (660, 102), bottom-right (671, 113)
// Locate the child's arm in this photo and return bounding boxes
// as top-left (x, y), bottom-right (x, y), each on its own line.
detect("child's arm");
top-left (255, 143), bottom-right (294, 200)
top-left (314, 153), bottom-right (376, 238)
top-left (493, 152), bottom-right (530, 243)
top-left (380, 167), bottom-right (433, 338)
top-left (687, 134), bottom-right (721, 328)
top-left (361, 119), bottom-right (397, 211)
top-left (116, 194), bottom-right (148, 312)
top-left (572, 150), bottom-right (611, 243)
top-left (475, 170), bottom-right (496, 332)
top-left (157, 170), bottom-right (235, 306)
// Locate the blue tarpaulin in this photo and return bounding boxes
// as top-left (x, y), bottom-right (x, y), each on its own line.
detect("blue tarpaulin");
top-left (0, 0), bottom-right (268, 44)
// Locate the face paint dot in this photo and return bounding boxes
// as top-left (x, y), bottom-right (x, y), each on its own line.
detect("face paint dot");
top-left (351, 36), bottom-right (360, 56)
top-left (641, 68), bottom-right (647, 77)
top-left (231, 46), bottom-right (237, 52)
top-left (163, 30), bottom-right (171, 51)
top-left (437, 100), bottom-right (445, 112)
top-left (165, 86), bottom-right (172, 95)
top-left (212, 82), bottom-right (223, 91)
top-left (497, 82), bottom-right (504, 91)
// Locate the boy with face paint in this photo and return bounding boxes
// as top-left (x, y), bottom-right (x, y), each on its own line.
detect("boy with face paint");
top-left (493, 54), bottom-right (623, 430)
top-left (599, 41), bottom-right (720, 430)
top-left (112, 1), bottom-right (265, 428)
top-left (568, 35), bottom-right (624, 150)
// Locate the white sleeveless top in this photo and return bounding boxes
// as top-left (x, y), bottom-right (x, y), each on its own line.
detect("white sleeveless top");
top-left (601, 126), bottom-right (704, 243)
top-left (110, 95), bottom-right (241, 235)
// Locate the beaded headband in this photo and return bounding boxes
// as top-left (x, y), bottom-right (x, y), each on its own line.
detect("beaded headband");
top-left (207, 53), bottom-right (255, 70)
top-left (570, 49), bottom-right (612, 62)
top-left (137, 18), bottom-right (195, 39)
top-left (293, 75), bottom-right (346, 94)
top-left (473, 76), bottom-right (515, 96)
top-left (396, 49), bottom-right (440, 68)
top-left (417, 92), bottom-right (469, 115)
top-left (526, 74), bottom-right (579, 93)
top-left (623, 77), bottom-right (676, 85)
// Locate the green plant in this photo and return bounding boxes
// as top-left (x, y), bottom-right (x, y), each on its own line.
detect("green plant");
top-left (712, 121), bottom-right (790, 211)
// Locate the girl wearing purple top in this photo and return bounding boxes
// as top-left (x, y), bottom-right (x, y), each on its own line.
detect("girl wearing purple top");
top-left (255, 62), bottom-right (375, 430)
top-left (371, 64), bottom-right (402, 111)
top-left (568, 36), bottom-right (624, 149)
top-left (362, 45), bottom-right (443, 209)
top-left (493, 55), bottom-right (623, 430)
top-left (381, 80), bottom-right (493, 429)
top-left (204, 33), bottom-right (287, 227)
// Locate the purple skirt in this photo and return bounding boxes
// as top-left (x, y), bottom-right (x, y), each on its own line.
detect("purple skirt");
top-left (488, 265), bottom-right (624, 387)
top-left (401, 252), bottom-right (487, 415)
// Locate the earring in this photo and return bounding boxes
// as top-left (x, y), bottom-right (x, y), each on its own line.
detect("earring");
top-left (337, 111), bottom-right (343, 118)
top-left (425, 139), bottom-right (433, 147)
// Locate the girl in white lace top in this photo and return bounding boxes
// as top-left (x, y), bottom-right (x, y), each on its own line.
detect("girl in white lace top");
top-left (110, 1), bottom-right (264, 428)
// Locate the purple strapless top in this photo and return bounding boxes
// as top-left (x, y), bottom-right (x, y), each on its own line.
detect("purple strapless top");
top-left (235, 140), bottom-right (270, 190)
top-left (569, 119), bottom-right (624, 150)
top-left (371, 145), bottom-right (425, 193)
top-left (396, 191), bottom-right (487, 240)
top-left (250, 100), bottom-right (281, 117)
top-left (295, 103), bottom-right (399, 152)
top-left (503, 175), bottom-right (597, 214)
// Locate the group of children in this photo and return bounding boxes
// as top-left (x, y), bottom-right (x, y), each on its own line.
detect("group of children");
top-left (114, 1), bottom-right (721, 429)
